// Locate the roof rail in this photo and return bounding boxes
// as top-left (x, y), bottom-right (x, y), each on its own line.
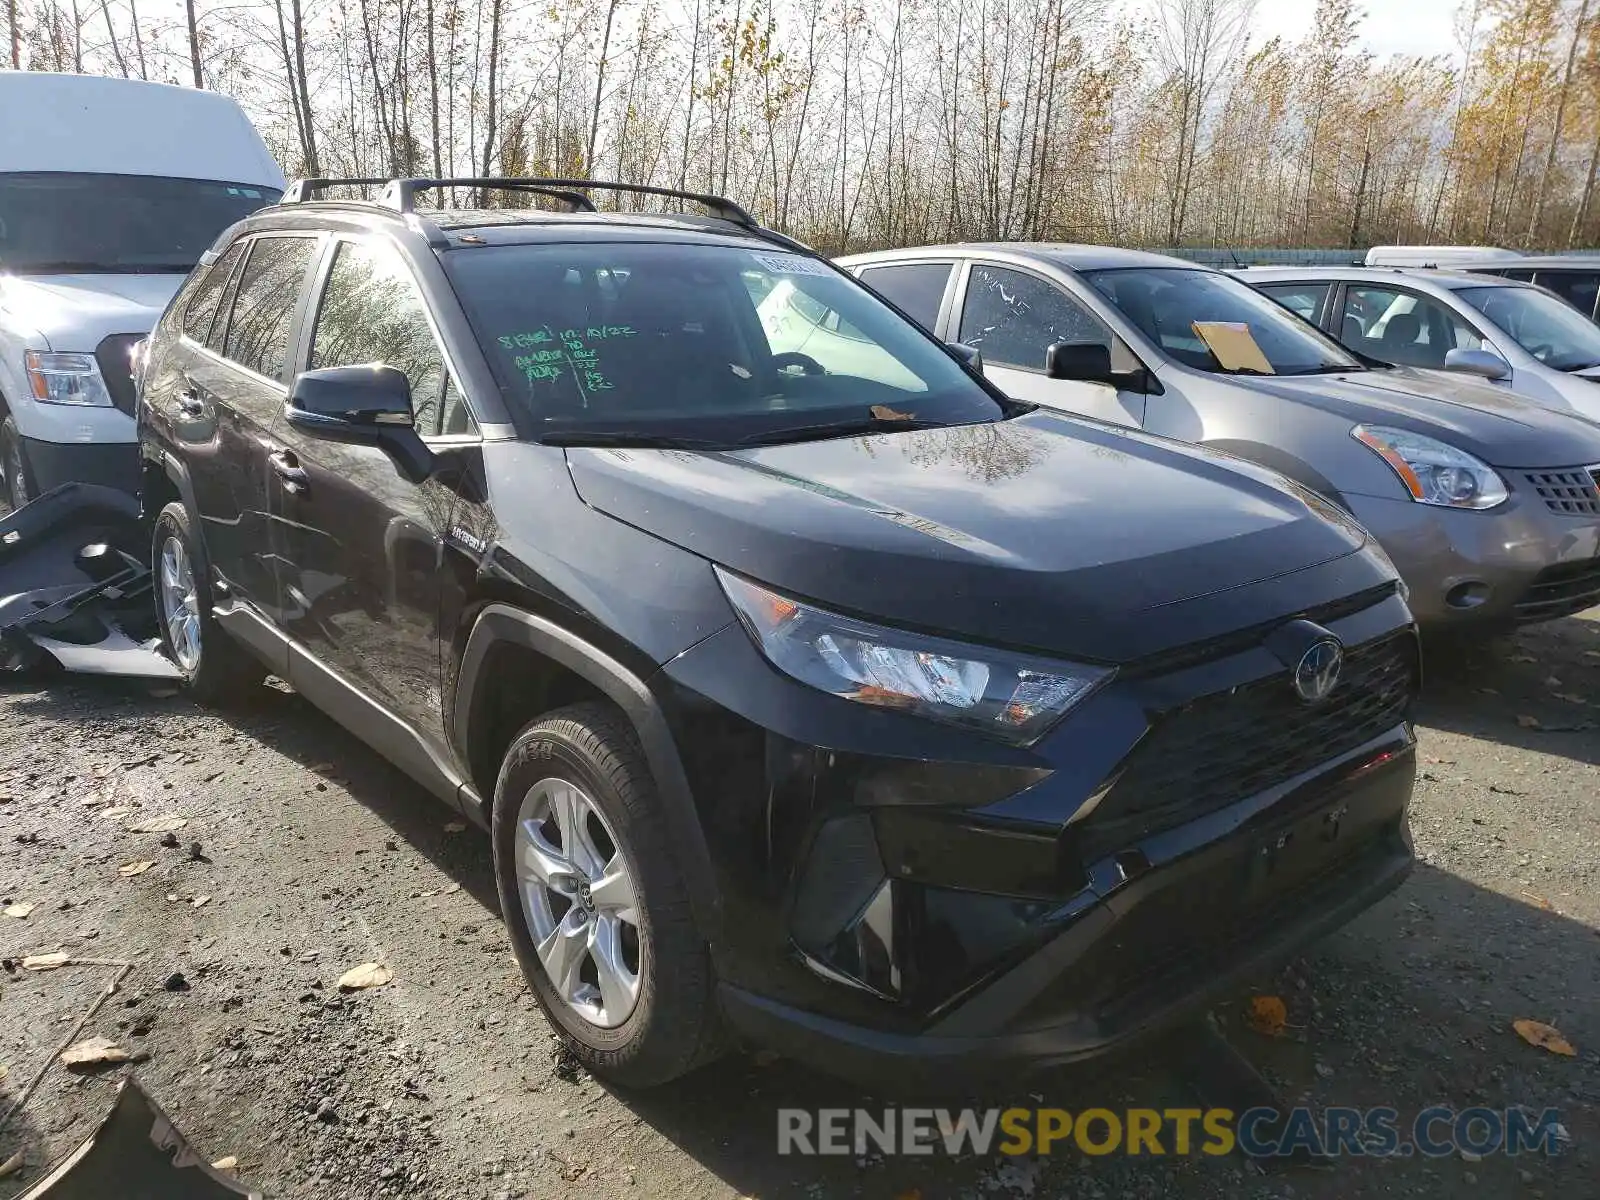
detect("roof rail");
top-left (281, 177), bottom-right (598, 213)
top-left (381, 177), bottom-right (756, 227)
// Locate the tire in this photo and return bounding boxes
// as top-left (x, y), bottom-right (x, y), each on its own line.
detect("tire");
top-left (492, 701), bottom-right (722, 1087)
top-left (151, 501), bottom-right (262, 703)
top-left (1, 415), bottom-right (32, 512)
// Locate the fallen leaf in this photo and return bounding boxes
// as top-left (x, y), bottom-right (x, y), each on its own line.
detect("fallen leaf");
top-left (1584, 650), bottom-right (1600, 660)
top-left (1246, 995), bottom-right (1287, 1037)
top-left (60, 1036), bottom-right (129, 1068)
top-left (869, 404), bottom-right (916, 421)
top-left (337, 963), bottom-right (393, 991)
top-left (0, 1151), bottom-right (21, 1180)
top-left (0, 1063), bottom-right (9, 1082)
top-left (99, 807), bottom-right (132, 820)
top-left (1513, 1019), bottom-right (1577, 1057)
top-left (1520, 891), bottom-right (1554, 911)
top-left (3, 902), bottom-right (35, 919)
top-left (118, 860), bottom-right (155, 877)
top-left (441, 882), bottom-right (461, 895)
top-left (21, 952), bottom-right (69, 970)
top-left (211, 1155), bottom-right (238, 1174)
top-left (1545, 675), bottom-right (1563, 688)
top-left (1516, 715), bottom-right (1542, 729)
top-left (127, 816), bottom-right (187, 833)
top-left (192, 895), bottom-right (212, 909)
top-left (1553, 693), bottom-right (1588, 705)
top-left (894, 1190), bottom-right (923, 1200)
top-left (443, 821), bottom-right (466, 833)
top-left (1510, 654), bottom-right (1536, 663)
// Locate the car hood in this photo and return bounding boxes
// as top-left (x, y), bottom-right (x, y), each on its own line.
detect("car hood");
top-left (1227, 366), bottom-right (1600, 468)
top-left (565, 411), bottom-right (1380, 663)
top-left (0, 273), bottom-right (185, 351)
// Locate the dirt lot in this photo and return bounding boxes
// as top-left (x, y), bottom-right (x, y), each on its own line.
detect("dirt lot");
top-left (0, 613), bottom-right (1596, 1200)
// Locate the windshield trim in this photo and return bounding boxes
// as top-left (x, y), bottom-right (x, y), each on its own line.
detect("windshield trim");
top-left (1079, 264), bottom-right (1365, 376)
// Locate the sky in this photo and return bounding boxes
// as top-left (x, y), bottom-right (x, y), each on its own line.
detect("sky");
top-left (1250, 0), bottom-right (1469, 60)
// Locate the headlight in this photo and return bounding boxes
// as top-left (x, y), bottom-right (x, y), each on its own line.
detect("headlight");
top-left (1352, 424), bottom-right (1507, 509)
top-left (25, 351), bottom-right (113, 407)
top-left (716, 567), bottom-right (1111, 745)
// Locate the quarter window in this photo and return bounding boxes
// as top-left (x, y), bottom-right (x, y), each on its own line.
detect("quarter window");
top-left (858, 263), bottom-right (952, 330)
top-left (959, 265), bottom-right (1112, 372)
top-left (223, 236), bottom-right (318, 382)
top-left (182, 242), bottom-right (245, 346)
top-left (310, 240), bottom-right (458, 436)
top-left (1338, 285), bottom-right (1483, 368)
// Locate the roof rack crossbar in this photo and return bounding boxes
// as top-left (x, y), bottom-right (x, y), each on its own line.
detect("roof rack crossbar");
top-left (388, 177), bottom-right (756, 227)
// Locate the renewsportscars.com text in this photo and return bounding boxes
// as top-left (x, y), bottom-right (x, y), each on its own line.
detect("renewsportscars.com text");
top-left (777, 1106), bottom-right (1570, 1159)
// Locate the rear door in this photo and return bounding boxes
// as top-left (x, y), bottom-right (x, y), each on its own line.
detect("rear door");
top-left (158, 233), bottom-right (319, 621)
top-left (952, 261), bottom-right (1147, 427)
top-left (271, 235), bottom-right (468, 745)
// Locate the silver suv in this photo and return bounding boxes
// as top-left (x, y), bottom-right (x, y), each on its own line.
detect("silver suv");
top-left (1243, 266), bottom-right (1600, 422)
top-left (835, 244), bottom-right (1600, 632)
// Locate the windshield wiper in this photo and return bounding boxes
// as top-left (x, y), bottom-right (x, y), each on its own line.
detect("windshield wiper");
top-left (735, 413), bottom-right (955, 446)
top-left (1558, 360), bottom-right (1600, 373)
top-left (1281, 364), bottom-right (1360, 376)
top-left (537, 429), bottom-right (730, 450)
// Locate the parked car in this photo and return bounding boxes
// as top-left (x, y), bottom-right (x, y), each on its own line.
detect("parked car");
top-left (138, 178), bottom-right (1418, 1088)
top-left (836, 244), bottom-right (1600, 631)
top-left (1244, 266), bottom-right (1600, 421)
top-left (1363, 245), bottom-right (1525, 269)
top-left (0, 72), bottom-right (285, 510)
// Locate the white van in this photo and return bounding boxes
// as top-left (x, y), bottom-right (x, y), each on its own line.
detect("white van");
top-left (1363, 245), bottom-right (1522, 269)
top-left (0, 73), bottom-right (285, 508)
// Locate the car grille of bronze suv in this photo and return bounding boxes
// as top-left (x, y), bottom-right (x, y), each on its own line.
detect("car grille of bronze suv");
top-left (1524, 467), bottom-right (1600, 516)
top-left (1515, 558), bottom-right (1600, 624)
top-left (1079, 630), bottom-right (1418, 860)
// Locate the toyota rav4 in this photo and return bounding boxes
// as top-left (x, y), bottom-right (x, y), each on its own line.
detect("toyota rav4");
top-left (136, 178), bottom-right (1419, 1088)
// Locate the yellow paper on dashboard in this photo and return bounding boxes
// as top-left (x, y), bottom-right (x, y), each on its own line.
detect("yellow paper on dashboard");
top-left (1191, 321), bottom-right (1274, 374)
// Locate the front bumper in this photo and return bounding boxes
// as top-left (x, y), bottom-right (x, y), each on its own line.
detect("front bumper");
top-left (658, 581), bottom-right (1419, 1085)
top-left (720, 740), bottom-right (1413, 1089)
top-left (21, 435), bottom-right (141, 498)
top-left (1347, 487), bottom-right (1600, 628)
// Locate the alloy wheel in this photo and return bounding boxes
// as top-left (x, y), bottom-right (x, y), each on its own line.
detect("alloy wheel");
top-left (158, 535), bottom-right (202, 672)
top-left (514, 777), bottom-right (642, 1029)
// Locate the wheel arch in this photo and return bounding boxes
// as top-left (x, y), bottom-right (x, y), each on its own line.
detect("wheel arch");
top-left (455, 604), bottom-right (723, 943)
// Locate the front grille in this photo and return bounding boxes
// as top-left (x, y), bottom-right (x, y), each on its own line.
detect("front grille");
top-left (1514, 558), bottom-right (1600, 624)
top-left (1523, 468), bottom-right (1600, 516)
top-left (1081, 631), bottom-right (1418, 856)
top-left (94, 334), bottom-right (142, 416)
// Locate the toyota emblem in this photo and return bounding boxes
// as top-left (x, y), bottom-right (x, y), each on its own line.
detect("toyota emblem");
top-left (1293, 639), bottom-right (1344, 703)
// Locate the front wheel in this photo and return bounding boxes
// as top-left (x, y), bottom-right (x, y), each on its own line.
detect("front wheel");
top-left (151, 502), bottom-right (262, 702)
top-left (0, 416), bottom-right (32, 512)
top-left (492, 701), bottom-right (722, 1087)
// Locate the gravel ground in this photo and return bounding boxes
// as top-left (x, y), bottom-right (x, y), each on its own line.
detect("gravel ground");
top-left (0, 613), bottom-right (1596, 1200)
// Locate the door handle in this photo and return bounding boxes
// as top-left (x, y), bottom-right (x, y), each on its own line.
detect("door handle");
top-left (269, 449), bottom-right (309, 493)
top-left (176, 389), bottom-right (205, 418)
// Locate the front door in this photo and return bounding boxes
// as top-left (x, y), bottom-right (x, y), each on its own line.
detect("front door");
top-left (270, 235), bottom-right (469, 745)
top-left (955, 263), bottom-right (1148, 428)
top-left (170, 234), bottom-right (319, 620)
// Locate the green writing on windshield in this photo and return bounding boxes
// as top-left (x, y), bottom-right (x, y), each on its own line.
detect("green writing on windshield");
top-left (499, 325), bottom-right (639, 398)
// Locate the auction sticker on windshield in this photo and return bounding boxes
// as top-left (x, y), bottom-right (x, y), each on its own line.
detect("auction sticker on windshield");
top-left (751, 252), bottom-right (831, 277)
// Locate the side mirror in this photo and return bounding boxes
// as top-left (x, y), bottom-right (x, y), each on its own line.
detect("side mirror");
top-left (1045, 340), bottom-right (1114, 383)
top-left (946, 341), bottom-right (983, 372)
top-left (1443, 347), bottom-right (1510, 381)
top-left (286, 364), bottom-right (415, 436)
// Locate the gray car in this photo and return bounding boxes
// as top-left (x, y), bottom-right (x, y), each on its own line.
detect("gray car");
top-left (1242, 266), bottom-right (1600, 423)
top-left (835, 244), bottom-right (1600, 630)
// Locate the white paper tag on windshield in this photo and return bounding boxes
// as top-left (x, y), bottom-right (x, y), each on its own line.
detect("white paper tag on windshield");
top-left (751, 252), bottom-right (830, 277)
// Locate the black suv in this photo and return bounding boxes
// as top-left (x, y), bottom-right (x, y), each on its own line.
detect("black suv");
top-left (136, 177), bottom-right (1419, 1088)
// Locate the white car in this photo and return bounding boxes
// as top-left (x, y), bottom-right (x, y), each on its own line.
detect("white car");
top-left (1244, 266), bottom-right (1600, 423)
top-left (0, 73), bottom-right (285, 509)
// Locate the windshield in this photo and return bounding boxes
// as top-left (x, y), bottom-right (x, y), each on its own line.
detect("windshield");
top-left (445, 242), bottom-right (1006, 443)
top-left (0, 172), bottom-right (281, 274)
top-left (1455, 285), bottom-right (1600, 371)
top-left (1084, 267), bottom-right (1362, 375)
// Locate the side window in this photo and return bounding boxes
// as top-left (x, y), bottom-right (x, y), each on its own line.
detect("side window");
top-left (1338, 285), bottom-right (1481, 368)
top-left (223, 236), bottom-right (318, 382)
top-left (858, 263), bottom-right (952, 331)
top-left (181, 243), bottom-right (245, 345)
top-left (310, 240), bottom-right (459, 436)
top-left (958, 264), bottom-right (1112, 371)
top-left (1259, 283), bottom-right (1329, 324)
top-left (1534, 271), bottom-right (1600, 320)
